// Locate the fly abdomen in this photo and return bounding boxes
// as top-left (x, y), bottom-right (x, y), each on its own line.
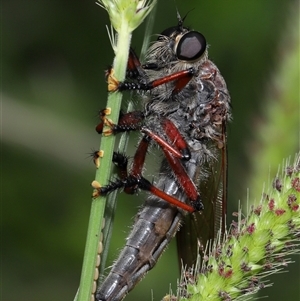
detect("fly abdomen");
top-left (96, 191), bottom-right (182, 301)
top-left (95, 247), bottom-right (142, 301)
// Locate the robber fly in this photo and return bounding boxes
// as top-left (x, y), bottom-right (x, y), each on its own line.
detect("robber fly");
top-left (95, 14), bottom-right (231, 301)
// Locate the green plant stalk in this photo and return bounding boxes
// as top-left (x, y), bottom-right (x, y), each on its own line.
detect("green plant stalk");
top-left (76, 26), bottom-right (131, 301)
top-left (98, 102), bottom-right (134, 277)
top-left (76, 1), bottom-right (157, 300)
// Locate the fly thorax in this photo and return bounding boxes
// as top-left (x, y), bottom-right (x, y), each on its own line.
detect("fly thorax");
top-left (144, 97), bottom-right (180, 118)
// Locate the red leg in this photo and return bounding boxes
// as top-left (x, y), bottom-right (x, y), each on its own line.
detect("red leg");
top-left (142, 118), bottom-right (191, 160)
top-left (96, 110), bottom-right (144, 135)
top-left (97, 136), bottom-right (199, 212)
top-left (163, 150), bottom-right (200, 205)
top-left (129, 123), bottom-right (202, 210)
top-left (96, 173), bottom-right (198, 212)
top-left (135, 118), bottom-right (201, 208)
top-left (142, 119), bottom-right (202, 209)
top-left (142, 127), bottom-right (185, 159)
top-left (96, 116), bottom-right (202, 211)
top-left (130, 136), bottom-right (150, 178)
top-left (107, 48), bottom-right (195, 93)
top-left (138, 177), bottom-right (196, 213)
top-left (126, 48), bottom-right (146, 79)
top-left (149, 68), bottom-right (195, 94)
top-left (118, 68), bottom-right (195, 94)
top-left (124, 135), bottom-right (150, 194)
top-left (113, 134), bottom-right (198, 211)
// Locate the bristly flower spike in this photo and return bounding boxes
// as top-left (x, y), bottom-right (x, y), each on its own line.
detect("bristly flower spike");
top-left (177, 154), bottom-right (300, 301)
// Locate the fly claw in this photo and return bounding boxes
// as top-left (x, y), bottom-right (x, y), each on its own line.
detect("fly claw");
top-left (96, 110), bottom-right (145, 136)
top-left (102, 118), bottom-right (115, 136)
top-left (91, 150), bottom-right (104, 168)
top-left (91, 180), bottom-right (102, 198)
top-left (91, 179), bottom-right (125, 198)
top-left (95, 107), bottom-right (115, 136)
top-left (106, 68), bottom-right (119, 92)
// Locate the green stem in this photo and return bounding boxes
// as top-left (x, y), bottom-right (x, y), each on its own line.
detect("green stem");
top-left (99, 101), bottom-right (133, 276)
top-left (74, 1), bottom-right (158, 299)
top-left (76, 23), bottom-right (132, 301)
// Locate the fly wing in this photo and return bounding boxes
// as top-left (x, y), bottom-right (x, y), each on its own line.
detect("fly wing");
top-left (176, 124), bottom-right (227, 270)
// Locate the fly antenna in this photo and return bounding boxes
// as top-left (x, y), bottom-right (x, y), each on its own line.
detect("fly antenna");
top-left (178, 8), bottom-right (195, 29)
top-left (176, 8), bottom-right (184, 30)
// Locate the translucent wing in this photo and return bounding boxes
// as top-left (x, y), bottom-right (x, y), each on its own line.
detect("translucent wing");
top-left (176, 123), bottom-right (228, 270)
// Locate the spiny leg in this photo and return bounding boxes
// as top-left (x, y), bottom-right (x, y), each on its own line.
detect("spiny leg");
top-left (108, 48), bottom-right (196, 94)
top-left (95, 127), bottom-right (202, 212)
top-left (113, 68), bottom-right (195, 94)
top-left (96, 109), bottom-right (145, 135)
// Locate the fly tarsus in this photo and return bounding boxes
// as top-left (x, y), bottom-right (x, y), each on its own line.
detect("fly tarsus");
top-left (139, 177), bottom-right (196, 213)
top-left (112, 151), bottom-right (129, 170)
top-left (95, 179), bottom-right (125, 196)
top-left (118, 67), bottom-right (196, 94)
top-left (94, 173), bottom-right (197, 213)
top-left (118, 81), bottom-right (153, 91)
top-left (96, 110), bottom-right (144, 135)
top-left (112, 151), bottom-right (129, 181)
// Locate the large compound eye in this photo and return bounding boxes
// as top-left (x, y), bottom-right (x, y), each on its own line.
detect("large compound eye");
top-left (176, 31), bottom-right (206, 61)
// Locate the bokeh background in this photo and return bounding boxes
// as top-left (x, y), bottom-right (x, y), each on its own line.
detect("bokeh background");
top-left (2, 0), bottom-right (299, 300)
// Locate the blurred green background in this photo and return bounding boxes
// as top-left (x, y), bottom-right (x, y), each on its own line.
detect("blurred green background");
top-left (2, 0), bottom-right (299, 300)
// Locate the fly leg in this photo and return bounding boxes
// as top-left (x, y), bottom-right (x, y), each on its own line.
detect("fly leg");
top-left (105, 47), bottom-right (147, 89)
top-left (95, 133), bottom-right (197, 212)
top-left (141, 118), bottom-right (191, 160)
top-left (96, 49), bottom-right (147, 135)
top-left (107, 48), bottom-right (196, 94)
top-left (95, 109), bottom-right (145, 136)
top-left (96, 117), bottom-right (203, 212)
top-left (140, 118), bottom-right (203, 211)
top-left (125, 48), bottom-right (147, 80)
top-left (121, 130), bottom-right (197, 212)
top-left (112, 68), bottom-right (195, 94)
